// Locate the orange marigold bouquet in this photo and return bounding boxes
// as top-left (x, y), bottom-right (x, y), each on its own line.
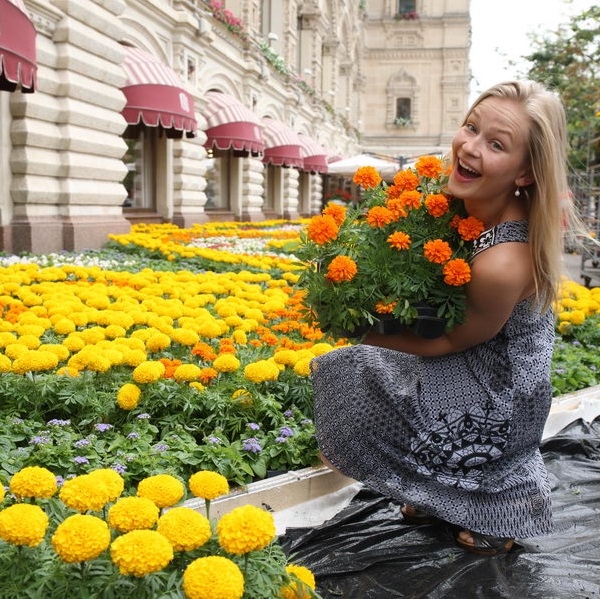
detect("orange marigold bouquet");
top-left (296, 155), bottom-right (485, 337)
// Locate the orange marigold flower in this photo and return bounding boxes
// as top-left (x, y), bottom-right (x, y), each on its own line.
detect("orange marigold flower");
top-left (457, 216), bottom-right (485, 241)
top-left (392, 169), bottom-right (419, 191)
top-left (374, 301), bottom-right (397, 314)
top-left (443, 258), bottom-right (472, 286)
top-left (366, 206), bottom-right (395, 228)
top-left (191, 342), bottom-right (217, 361)
top-left (401, 190), bottom-right (422, 210)
top-left (322, 203), bottom-right (347, 226)
top-left (306, 214), bottom-right (339, 245)
top-left (449, 214), bottom-right (462, 229)
top-left (198, 367), bottom-right (218, 384)
top-left (387, 231), bottom-right (411, 250)
top-left (415, 155), bottom-right (445, 179)
top-left (424, 193), bottom-right (449, 217)
top-left (386, 197), bottom-right (408, 219)
top-left (423, 239), bottom-right (452, 264)
top-left (326, 256), bottom-right (358, 283)
top-left (353, 166), bottom-right (382, 189)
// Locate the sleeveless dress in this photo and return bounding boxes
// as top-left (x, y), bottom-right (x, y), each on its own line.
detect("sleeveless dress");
top-left (311, 221), bottom-right (554, 538)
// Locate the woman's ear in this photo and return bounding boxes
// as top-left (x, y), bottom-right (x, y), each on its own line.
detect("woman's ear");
top-left (516, 173), bottom-right (534, 187)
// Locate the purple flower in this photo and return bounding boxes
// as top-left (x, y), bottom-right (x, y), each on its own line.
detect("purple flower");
top-left (112, 463), bottom-right (127, 475)
top-left (153, 443), bottom-right (169, 453)
top-left (74, 439), bottom-right (91, 448)
top-left (47, 419), bottom-right (71, 427)
top-left (247, 422), bottom-right (260, 431)
top-left (74, 456), bottom-right (89, 465)
top-left (242, 437), bottom-right (263, 453)
top-left (207, 435), bottom-right (222, 445)
top-left (283, 410), bottom-right (293, 418)
top-left (279, 426), bottom-right (294, 438)
top-left (127, 432), bottom-right (140, 440)
top-left (136, 413), bottom-right (150, 420)
top-left (301, 419), bottom-right (313, 426)
top-left (275, 436), bottom-right (288, 443)
top-left (95, 423), bottom-right (113, 433)
top-left (55, 476), bottom-right (65, 487)
top-left (29, 435), bottom-right (51, 445)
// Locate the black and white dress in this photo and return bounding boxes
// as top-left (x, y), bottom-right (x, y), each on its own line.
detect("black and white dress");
top-left (311, 221), bottom-right (554, 538)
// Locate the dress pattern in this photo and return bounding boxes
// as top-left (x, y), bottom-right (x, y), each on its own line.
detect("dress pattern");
top-left (311, 220), bottom-right (554, 538)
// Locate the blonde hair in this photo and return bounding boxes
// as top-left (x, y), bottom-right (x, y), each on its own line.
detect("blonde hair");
top-left (467, 81), bottom-right (569, 311)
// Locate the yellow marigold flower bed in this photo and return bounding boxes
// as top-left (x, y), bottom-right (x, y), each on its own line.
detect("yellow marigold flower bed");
top-left (52, 514), bottom-right (111, 563)
top-left (137, 474), bottom-right (185, 508)
top-left (9, 466), bottom-right (57, 500)
top-left (216, 504), bottom-right (276, 555)
top-left (182, 556), bottom-right (244, 599)
top-left (157, 507), bottom-right (212, 552)
top-left (0, 504), bottom-right (49, 547)
top-left (110, 529), bottom-right (174, 577)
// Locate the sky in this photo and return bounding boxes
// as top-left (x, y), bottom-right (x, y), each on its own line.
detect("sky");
top-left (469, 0), bottom-right (596, 102)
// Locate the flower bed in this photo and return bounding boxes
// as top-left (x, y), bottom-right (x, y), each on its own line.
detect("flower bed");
top-left (0, 220), bottom-right (598, 595)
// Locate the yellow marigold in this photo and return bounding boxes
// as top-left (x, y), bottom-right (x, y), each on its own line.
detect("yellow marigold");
top-left (190, 381), bottom-right (206, 393)
top-left (59, 474), bottom-right (111, 513)
top-left (273, 349), bottom-right (298, 367)
top-left (424, 193), bottom-right (449, 217)
top-left (352, 166), bottom-right (382, 189)
top-left (12, 350), bottom-right (58, 375)
top-left (569, 310), bottom-right (586, 325)
top-left (557, 320), bottom-right (571, 335)
top-left (212, 354), bottom-right (241, 373)
top-left (325, 256), bottom-right (358, 283)
top-left (457, 215), bottom-right (485, 241)
top-left (216, 504), bottom-right (276, 555)
top-left (146, 332), bottom-right (172, 353)
top-left (423, 239), bottom-right (452, 264)
top-left (132, 360), bottom-right (166, 384)
top-left (443, 258), bottom-right (472, 286)
top-left (188, 470), bottom-right (229, 500)
top-left (281, 564), bottom-right (317, 599)
top-left (52, 514), bottom-right (111, 563)
top-left (117, 382), bottom-right (142, 410)
top-left (0, 354), bottom-right (11, 372)
top-left (306, 215), bottom-right (339, 245)
top-left (9, 466), bottom-right (57, 500)
top-left (108, 496), bottom-right (160, 532)
top-left (173, 363), bottom-right (203, 382)
top-left (387, 231), bottom-right (411, 251)
top-left (110, 529), bottom-right (174, 577)
top-left (366, 206), bottom-right (395, 228)
top-left (170, 328), bottom-right (200, 346)
top-left (322, 203), bottom-right (347, 226)
top-left (392, 168), bottom-right (419, 191)
top-left (293, 357), bottom-right (312, 377)
top-left (415, 155), bottom-right (445, 179)
top-left (157, 507), bottom-right (212, 552)
top-left (87, 468), bottom-right (125, 502)
top-left (182, 556), bottom-right (244, 599)
top-left (0, 504), bottom-right (48, 547)
top-left (243, 360), bottom-right (280, 383)
top-left (137, 474), bottom-right (185, 509)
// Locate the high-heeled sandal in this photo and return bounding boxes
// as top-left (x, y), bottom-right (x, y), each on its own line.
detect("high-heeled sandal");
top-left (401, 505), bottom-right (438, 525)
top-left (456, 531), bottom-right (514, 556)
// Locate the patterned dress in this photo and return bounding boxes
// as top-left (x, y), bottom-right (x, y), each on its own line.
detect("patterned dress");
top-left (311, 221), bottom-right (554, 538)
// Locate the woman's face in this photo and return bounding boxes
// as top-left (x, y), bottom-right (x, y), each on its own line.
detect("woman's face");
top-left (447, 96), bottom-right (532, 205)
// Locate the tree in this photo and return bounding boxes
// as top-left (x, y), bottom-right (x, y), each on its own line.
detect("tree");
top-left (522, 6), bottom-right (600, 171)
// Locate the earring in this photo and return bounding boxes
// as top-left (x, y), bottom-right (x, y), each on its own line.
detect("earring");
top-left (514, 186), bottom-right (521, 197)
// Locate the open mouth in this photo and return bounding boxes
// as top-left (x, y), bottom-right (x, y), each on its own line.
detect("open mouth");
top-left (457, 160), bottom-right (480, 179)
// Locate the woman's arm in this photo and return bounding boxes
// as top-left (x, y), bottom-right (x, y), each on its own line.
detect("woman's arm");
top-left (362, 242), bottom-right (535, 357)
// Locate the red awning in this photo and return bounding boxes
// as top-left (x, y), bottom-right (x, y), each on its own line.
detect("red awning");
top-left (121, 46), bottom-right (196, 138)
top-left (298, 134), bottom-right (328, 174)
top-left (0, 0), bottom-right (37, 92)
top-left (203, 91), bottom-right (264, 155)
top-left (261, 118), bottom-right (304, 169)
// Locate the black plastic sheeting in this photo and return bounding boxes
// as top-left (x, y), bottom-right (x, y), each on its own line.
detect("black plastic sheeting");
top-left (282, 418), bottom-right (600, 598)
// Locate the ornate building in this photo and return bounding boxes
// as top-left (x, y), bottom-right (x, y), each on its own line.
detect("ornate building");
top-left (0, 0), bottom-right (470, 253)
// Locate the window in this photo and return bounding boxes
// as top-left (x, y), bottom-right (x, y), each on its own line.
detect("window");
top-left (122, 131), bottom-right (157, 210)
top-left (394, 97), bottom-right (412, 126)
top-left (398, 0), bottom-right (416, 13)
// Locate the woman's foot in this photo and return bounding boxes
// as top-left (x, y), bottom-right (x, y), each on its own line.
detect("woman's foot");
top-left (457, 530), bottom-right (514, 556)
top-left (401, 505), bottom-right (438, 525)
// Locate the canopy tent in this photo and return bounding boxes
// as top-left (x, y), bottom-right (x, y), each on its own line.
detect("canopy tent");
top-left (327, 154), bottom-right (403, 179)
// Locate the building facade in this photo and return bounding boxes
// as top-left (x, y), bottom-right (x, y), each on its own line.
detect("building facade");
top-left (0, 0), bottom-right (470, 253)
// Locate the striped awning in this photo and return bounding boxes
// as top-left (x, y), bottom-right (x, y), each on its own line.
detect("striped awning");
top-left (0, 0), bottom-right (37, 92)
top-left (203, 91), bottom-right (264, 155)
top-left (120, 46), bottom-right (196, 138)
top-left (298, 134), bottom-right (328, 174)
top-left (261, 118), bottom-right (304, 169)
